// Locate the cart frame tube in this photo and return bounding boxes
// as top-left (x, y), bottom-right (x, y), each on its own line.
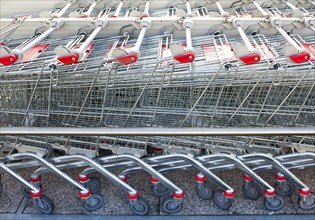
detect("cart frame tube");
top-left (0, 127), bottom-right (314, 136)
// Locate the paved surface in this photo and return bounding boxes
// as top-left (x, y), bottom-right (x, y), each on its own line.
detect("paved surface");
top-left (0, 166), bottom-right (314, 217)
top-left (2, 214), bottom-right (315, 220)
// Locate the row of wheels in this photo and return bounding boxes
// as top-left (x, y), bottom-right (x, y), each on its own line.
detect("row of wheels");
top-left (11, 175), bottom-right (315, 215)
top-left (195, 178), bottom-right (315, 211)
top-left (242, 179), bottom-right (315, 210)
top-left (22, 186), bottom-right (104, 214)
top-left (196, 182), bottom-right (233, 210)
top-left (20, 177), bottom-right (104, 213)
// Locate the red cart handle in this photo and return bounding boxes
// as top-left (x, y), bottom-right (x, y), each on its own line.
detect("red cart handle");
top-left (57, 53), bottom-right (80, 65)
top-left (174, 52), bottom-right (195, 63)
top-left (289, 52), bottom-right (310, 64)
top-left (239, 53), bottom-right (261, 65)
top-left (0, 54), bottom-right (18, 66)
top-left (115, 53), bottom-right (138, 65)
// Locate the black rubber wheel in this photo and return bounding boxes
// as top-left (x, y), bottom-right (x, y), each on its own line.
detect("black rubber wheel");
top-left (298, 195), bottom-right (315, 210)
top-left (129, 197), bottom-right (150, 215)
top-left (275, 181), bottom-right (295, 196)
top-left (242, 182), bottom-right (260, 200)
top-left (83, 193), bottom-right (103, 212)
top-left (213, 190), bottom-right (233, 210)
top-left (196, 181), bottom-right (214, 200)
top-left (161, 196), bottom-right (183, 214)
top-left (0, 183), bottom-right (3, 194)
top-left (85, 177), bottom-right (101, 194)
top-left (263, 196), bottom-right (285, 211)
top-left (152, 183), bottom-right (171, 197)
top-left (33, 195), bottom-right (55, 214)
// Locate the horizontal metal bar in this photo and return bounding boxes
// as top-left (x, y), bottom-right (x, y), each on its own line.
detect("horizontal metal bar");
top-left (0, 214), bottom-right (314, 220)
top-left (0, 16), bottom-right (301, 40)
top-left (0, 127), bottom-right (314, 136)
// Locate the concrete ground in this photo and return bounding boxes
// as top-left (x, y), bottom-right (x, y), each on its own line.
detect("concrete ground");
top-left (0, 166), bottom-right (314, 217)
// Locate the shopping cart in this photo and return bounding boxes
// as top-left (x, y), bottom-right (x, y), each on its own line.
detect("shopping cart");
top-left (1, 0), bottom-right (315, 216)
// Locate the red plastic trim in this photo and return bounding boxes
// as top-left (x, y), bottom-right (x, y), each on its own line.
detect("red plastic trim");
top-left (30, 176), bottom-right (42, 183)
top-left (224, 190), bottom-right (236, 198)
top-left (242, 173), bottom-right (253, 181)
top-left (239, 53), bottom-right (261, 65)
top-left (78, 175), bottom-right (90, 183)
top-left (195, 174), bottom-right (206, 183)
top-left (110, 15), bottom-right (118, 18)
top-left (80, 15), bottom-right (88, 18)
top-left (151, 147), bottom-right (162, 152)
top-left (298, 189), bottom-right (311, 196)
top-left (172, 192), bottom-right (185, 199)
top-left (174, 52), bottom-right (195, 63)
top-left (120, 175), bottom-right (128, 182)
top-left (127, 192), bottom-right (139, 200)
top-left (275, 173), bottom-right (286, 181)
top-left (289, 52), bottom-right (310, 63)
top-left (57, 53), bottom-right (79, 65)
top-left (79, 190), bottom-right (91, 199)
top-left (0, 54), bottom-right (18, 66)
top-left (21, 44), bottom-right (50, 62)
top-left (150, 176), bottom-right (159, 183)
top-left (30, 188), bottom-right (43, 198)
top-left (264, 189), bottom-right (276, 197)
top-left (116, 53), bottom-right (138, 65)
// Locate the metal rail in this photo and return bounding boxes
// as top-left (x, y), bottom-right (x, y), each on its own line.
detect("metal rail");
top-left (1, 127), bottom-right (314, 136)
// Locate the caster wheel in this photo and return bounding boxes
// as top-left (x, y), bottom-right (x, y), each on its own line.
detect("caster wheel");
top-left (275, 181), bottom-right (295, 196)
top-left (196, 181), bottom-right (213, 200)
top-left (129, 197), bottom-right (150, 215)
top-left (22, 184), bottom-right (42, 198)
top-left (0, 183), bottom-right (3, 194)
top-left (298, 195), bottom-right (315, 210)
top-left (161, 196), bottom-right (182, 214)
top-left (83, 193), bottom-right (103, 211)
top-left (242, 182), bottom-right (260, 200)
top-left (264, 196), bottom-right (285, 211)
top-left (85, 177), bottom-right (101, 194)
top-left (214, 190), bottom-right (233, 210)
top-left (153, 183), bottom-right (171, 197)
top-left (33, 195), bottom-right (55, 214)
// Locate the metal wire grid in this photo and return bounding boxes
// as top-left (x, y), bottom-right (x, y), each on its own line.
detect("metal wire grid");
top-left (0, 32), bottom-right (314, 156)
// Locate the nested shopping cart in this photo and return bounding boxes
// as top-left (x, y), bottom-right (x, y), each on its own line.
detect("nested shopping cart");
top-left (0, 0), bottom-right (315, 216)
